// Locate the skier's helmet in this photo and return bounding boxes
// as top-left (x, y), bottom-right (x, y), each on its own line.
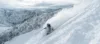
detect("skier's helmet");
top-left (47, 23), bottom-right (51, 27)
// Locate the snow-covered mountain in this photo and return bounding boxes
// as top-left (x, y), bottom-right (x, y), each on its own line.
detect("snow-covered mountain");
top-left (0, 0), bottom-right (100, 44)
top-left (0, 2), bottom-right (74, 44)
top-left (0, 6), bottom-right (63, 44)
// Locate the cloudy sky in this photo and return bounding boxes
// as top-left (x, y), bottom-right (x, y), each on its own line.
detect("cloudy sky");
top-left (0, 0), bottom-right (80, 8)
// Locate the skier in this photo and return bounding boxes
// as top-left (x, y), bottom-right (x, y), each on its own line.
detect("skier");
top-left (44, 23), bottom-right (54, 35)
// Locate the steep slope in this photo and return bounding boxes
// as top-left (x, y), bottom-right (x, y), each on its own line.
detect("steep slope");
top-left (25, 0), bottom-right (100, 44)
top-left (4, 4), bottom-right (73, 44)
top-left (0, 3), bottom-right (74, 44)
top-left (1, 0), bottom-right (100, 44)
top-left (0, 7), bottom-right (62, 44)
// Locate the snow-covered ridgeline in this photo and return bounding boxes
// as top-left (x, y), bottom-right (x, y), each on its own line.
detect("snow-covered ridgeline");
top-left (0, 0), bottom-right (79, 8)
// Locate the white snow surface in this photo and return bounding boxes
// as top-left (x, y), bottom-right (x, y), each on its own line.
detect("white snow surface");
top-left (0, 0), bottom-right (100, 44)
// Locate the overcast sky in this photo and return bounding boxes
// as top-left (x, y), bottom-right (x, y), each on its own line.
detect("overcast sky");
top-left (0, 0), bottom-right (80, 8)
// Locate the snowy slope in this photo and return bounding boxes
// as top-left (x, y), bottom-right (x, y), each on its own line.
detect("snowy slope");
top-left (0, 0), bottom-right (100, 44)
top-left (0, 1), bottom-right (74, 44)
top-left (25, 0), bottom-right (100, 44)
top-left (0, 7), bottom-right (62, 44)
top-left (4, 4), bottom-right (73, 44)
